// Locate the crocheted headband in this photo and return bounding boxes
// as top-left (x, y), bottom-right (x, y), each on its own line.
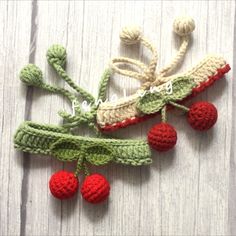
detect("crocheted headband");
top-left (96, 16), bottom-right (230, 152)
top-left (14, 16), bottom-right (230, 204)
top-left (14, 47), bottom-right (151, 203)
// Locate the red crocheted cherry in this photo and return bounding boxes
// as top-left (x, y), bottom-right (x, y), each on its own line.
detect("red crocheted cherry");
top-left (49, 170), bottom-right (79, 200)
top-left (80, 173), bottom-right (110, 204)
top-left (148, 122), bottom-right (177, 152)
top-left (187, 101), bottom-right (218, 131)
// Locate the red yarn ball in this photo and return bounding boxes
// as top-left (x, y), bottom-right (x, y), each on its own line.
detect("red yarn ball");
top-left (80, 173), bottom-right (110, 204)
top-left (187, 101), bottom-right (218, 131)
top-left (148, 122), bottom-right (177, 152)
top-left (49, 171), bottom-right (79, 200)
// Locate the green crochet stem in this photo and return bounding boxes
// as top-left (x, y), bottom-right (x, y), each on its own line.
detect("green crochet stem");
top-left (74, 158), bottom-right (90, 177)
top-left (169, 101), bottom-right (190, 112)
top-left (161, 106), bottom-right (167, 122)
top-left (97, 69), bottom-right (112, 102)
top-left (14, 121), bottom-right (152, 166)
top-left (82, 162), bottom-right (90, 176)
top-left (161, 102), bottom-right (189, 123)
top-left (46, 45), bottom-right (95, 104)
top-left (19, 45), bottom-right (112, 133)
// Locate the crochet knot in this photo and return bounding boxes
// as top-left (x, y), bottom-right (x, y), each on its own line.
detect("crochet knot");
top-left (80, 173), bottom-right (110, 204)
top-left (20, 64), bottom-right (43, 87)
top-left (47, 44), bottom-right (67, 67)
top-left (49, 170), bottom-right (79, 200)
top-left (173, 16), bottom-right (195, 36)
top-left (148, 123), bottom-right (177, 152)
top-left (187, 101), bottom-right (218, 131)
top-left (120, 26), bottom-right (141, 45)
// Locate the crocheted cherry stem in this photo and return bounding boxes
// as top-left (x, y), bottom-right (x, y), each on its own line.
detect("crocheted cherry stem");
top-left (74, 156), bottom-right (90, 177)
top-left (161, 105), bottom-right (167, 123)
top-left (169, 101), bottom-right (190, 112)
top-left (47, 45), bottom-right (95, 104)
top-left (82, 162), bottom-right (90, 176)
top-left (49, 170), bottom-right (79, 200)
top-left (148, 106), bottom-right (177, 152)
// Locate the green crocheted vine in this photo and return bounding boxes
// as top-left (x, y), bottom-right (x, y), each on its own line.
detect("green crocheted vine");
top-left (19, 45), bottom-right (112, 134)
top-left (137, 76), bottom-right (196, 114)
top-left (15, 44), bottom-right (152, 176)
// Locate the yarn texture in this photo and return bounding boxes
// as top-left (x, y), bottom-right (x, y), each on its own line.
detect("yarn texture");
top-left (81, 174), bottom-right (110, 204)
top-left (14, 121), bottom-right (152, 166)
top-left (137, 76), bottom-right (196, 114)
top-left (148, 123), bottom-right (177, 152)
top-left (173, 16), bottom-right (195, 36)
top-left (14, 42), bottom-right (154, 203)
top-left (120, 26), bottom-right (141, 45)
top-left (47, 44), bottom-right (67, 66)
top-left (20, 64), bottom-right (43, 87)
top-left (97, 15), bottom-right (230, 131)
top-left (49, 171), bottom-right (79, 200)
top-left (14, 15), bottom-right (230, 203)
top-left (187, 101), bottom-right (218, 131)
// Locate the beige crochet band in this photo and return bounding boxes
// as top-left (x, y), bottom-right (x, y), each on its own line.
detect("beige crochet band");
top-left (96, 16), bottom-right (230, 131)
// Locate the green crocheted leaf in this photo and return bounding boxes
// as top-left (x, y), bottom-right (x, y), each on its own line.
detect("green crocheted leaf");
top-left (50, 139), bottom-right (81, 161)
top-left (84, 144), bottom-right (114, 166)
top-left (136, 76), bottom-right (196, 114)
top-left (136, 91), bottom-right (165, 114)
top-left (166, 76), bottom-right (196, 102)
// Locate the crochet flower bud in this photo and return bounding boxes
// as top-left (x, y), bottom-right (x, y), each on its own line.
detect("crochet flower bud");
top-left (173, 16), bottom-right (195, 36)
top-left (120, 26), bottom-right (141, 45)
top-left (47, 44), bottom-right (66, 67)
top-left (19, 64), bottom-right (43, 87)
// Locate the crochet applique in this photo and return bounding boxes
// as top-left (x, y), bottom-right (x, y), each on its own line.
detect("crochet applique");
top-left (14, 45), bottom-right (151, 203)
top-left (14, 15), bottom-right (231, 204)
top-left (96, 16), bottom-right (230, 152)
top-left (137, 76), bottom-right (196, 114)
